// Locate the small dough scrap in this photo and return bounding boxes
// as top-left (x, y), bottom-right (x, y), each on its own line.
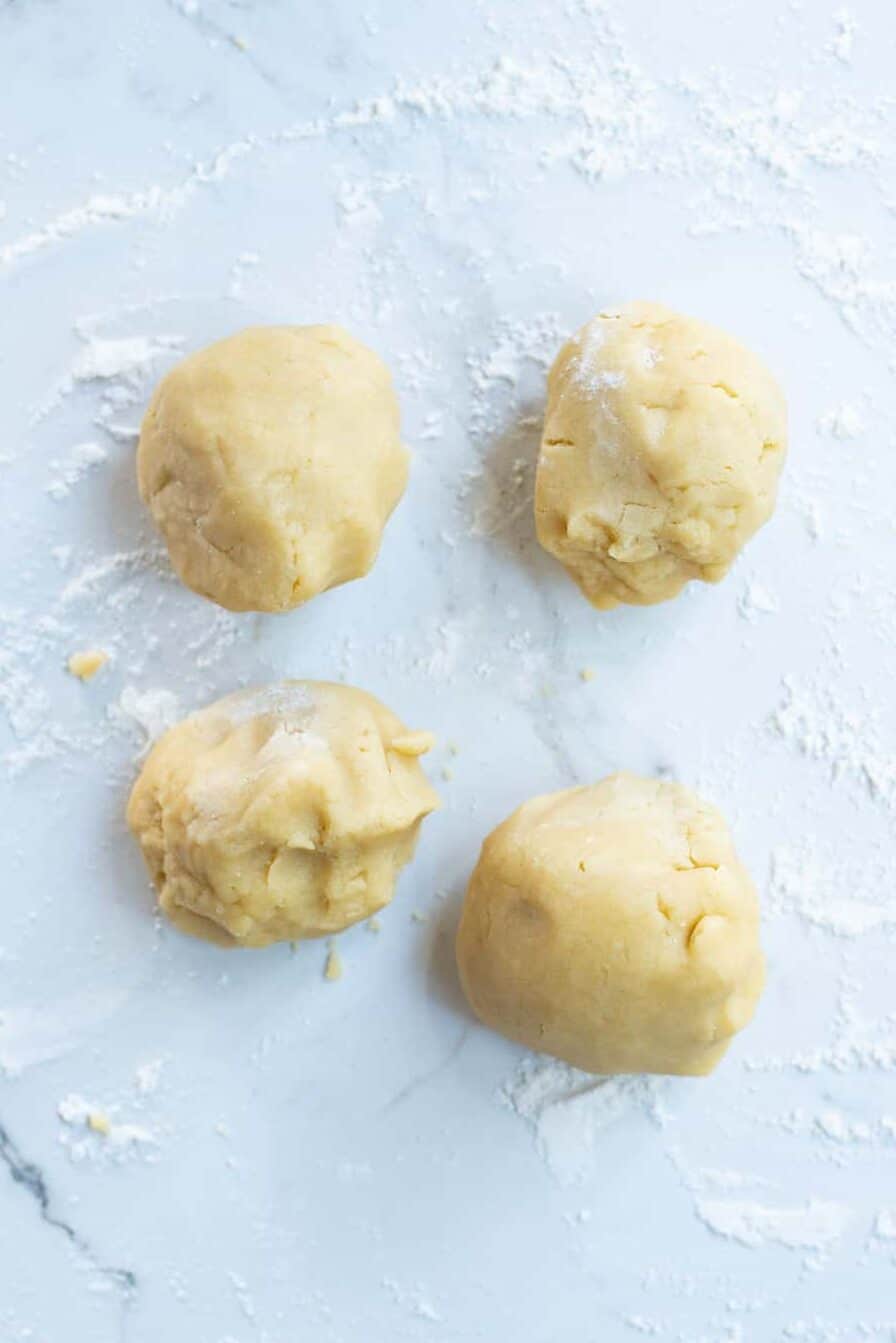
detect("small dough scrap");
top-left (68, 649), bottom-right (108, 680)
top-left (390, 730), bottom-right (436, 757)
top-left (127, 681), bottom-right (439, 948)
top-left (137, 325), bottom-right (408, 613)
top-left (456, 772), bottom-right (764, 1076)
top-left (324, 943), bottom-right (343, 981)
top-left (535, 301), bottom-right (787, 609)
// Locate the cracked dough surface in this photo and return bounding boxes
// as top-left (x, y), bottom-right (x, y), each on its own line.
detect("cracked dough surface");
top-left (137, 324), bottom-right (408, 613)
top-left (126, 681), bottom-right (439, 948)
top-left (456, 772), bottom-right (764, 1076)
top-left (535, 301), bottom-right (787, 609)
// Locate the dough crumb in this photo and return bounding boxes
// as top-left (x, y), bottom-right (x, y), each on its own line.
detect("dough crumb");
top-left (580, 667), bottom-right (596, 682)
top-left (366, 917), bottom-right (382, 934)
top-left (441, 765), bottom-right (454, 781)
top-left (391, 730), bottom-right (436, 757)
top-left (324, 943), bottom-right (343, 981)
top-left (448, 741), bottom-right (460, 756)
top-left (87, 1109), bottom-right (111, 1136)
top-left (67, 649), bottom-right (109, 680)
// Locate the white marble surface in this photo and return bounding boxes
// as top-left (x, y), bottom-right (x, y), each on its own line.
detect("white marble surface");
top-left (2, 1), bottom-right (895, 1338)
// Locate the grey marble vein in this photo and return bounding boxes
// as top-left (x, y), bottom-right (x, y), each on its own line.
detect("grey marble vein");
top-left (380, 1028), bottom-right (470, 1114)
top-left (165, 0), bottom-right (289, 93)
top-left (0, 1119), bottom-right (137, 1298)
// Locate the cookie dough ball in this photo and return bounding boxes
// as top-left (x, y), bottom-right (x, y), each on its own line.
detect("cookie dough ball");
top-left (127, 681), bottom-right (439, 947)
top-left (456, 773), bottom-right (764, 1076)
top-left (535, 302), bottom-right (787, 609)
top-left (137, 325), bottom-right (408, 612)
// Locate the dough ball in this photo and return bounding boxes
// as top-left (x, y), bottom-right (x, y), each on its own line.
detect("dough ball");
top-left (456, 773), bottom-right (764, 1076)
top-left (138, 325), bottom-right (408, 612)
top-left (127, 681), bottom-right (439, 948)
top-left (535, 302), bottom-right (787, 609)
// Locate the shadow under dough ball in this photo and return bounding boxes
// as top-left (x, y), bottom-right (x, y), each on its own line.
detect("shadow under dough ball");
top-left (127, 681), bottom-right (439, 948)
top-left (137, 324), bottom-right (408, 613)
top-left (535, 301), bottom-right (787, 609)
top-left (456, 772), bottom-right (764, 1076)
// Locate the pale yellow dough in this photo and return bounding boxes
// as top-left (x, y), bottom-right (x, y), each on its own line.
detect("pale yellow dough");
top-left (127, 681), bottom-right (439, 948)
top-left (67, 649), bottom-right (108, 680)
top-left (137, 325), bottom-right (408, 613)
top-left (456, 773), bottom-right (764, 1076)
top-left (535, 301), bottom-right (787, 609)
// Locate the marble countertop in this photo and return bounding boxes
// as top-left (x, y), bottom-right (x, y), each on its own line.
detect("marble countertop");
top-left (2, 1), bottom-right (895, 1338)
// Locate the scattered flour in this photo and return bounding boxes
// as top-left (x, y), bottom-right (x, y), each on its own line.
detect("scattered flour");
top-left (829, 9), bottom-right (859, 65)
top-left (57, 1091), bottom-right (158, 1165)
top-left (31, 329), bottom-right (183, 432)
top-left (763, 1105), bottom-right (895, 1152)
top-left (46, 441), bottom-right (108, 499)
top-left (770, 677), bottom-right (896, 811)
top-left (56, 1050), bottom-right (171, 1166)
top-left (768, 844), bottom-right (896, 938)
top-left (747, 993), bottom-right (896, 1075)
top-left (1, 140), bottom-right (257, 269)
top-left (786, 223), bottom-right (894, 345)
top-left (60, 544), bottom-right (168, 605)
top-left (135, 1058), bottom-right (166, 1095)
top-left (382, 1278), bottom-right (442, 1323)
top-left (229, 1272), bottom-right (257, 1323)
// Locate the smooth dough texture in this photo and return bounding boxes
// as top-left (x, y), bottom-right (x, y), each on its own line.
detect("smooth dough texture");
top-left (535, 301), bottom-right (787, 609)
top-left (137, 325), bottom-right (408, 613)
top-left (127, 681), bottom-right (439, 948)
top-left (456, 773), bottom-right (764, 1076)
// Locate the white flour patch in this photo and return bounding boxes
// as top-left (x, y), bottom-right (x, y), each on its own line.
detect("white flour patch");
top-left (69, 334), bottom-right (182, 385)
top-left (503, 1056), bottom-right (668, 1184)
top-left (817, 402), bottom-right (865, 440)
top-left (32, 330), bottom-right (183, 430)
top-left (738, 578), bottom-right (779, 622)
top-left (694, 1197), bottom-right (850, 1253)
top-left (465, 312), bottom-right (562, 429)
top-left (111, 686), bottom-right (180, 747)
